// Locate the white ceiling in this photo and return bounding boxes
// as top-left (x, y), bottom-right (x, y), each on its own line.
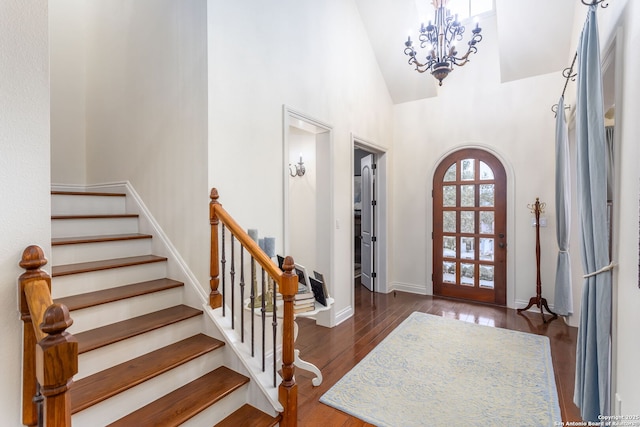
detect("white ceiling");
top-left (354, 0), bottom-right (579, 104)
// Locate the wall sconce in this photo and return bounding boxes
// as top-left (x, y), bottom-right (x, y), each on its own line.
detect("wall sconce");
top-left (289, 154), bottom-right (305, 177)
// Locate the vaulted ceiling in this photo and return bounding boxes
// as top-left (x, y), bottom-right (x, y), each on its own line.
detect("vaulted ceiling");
top-left (354, 0), bottom-right (579, 104)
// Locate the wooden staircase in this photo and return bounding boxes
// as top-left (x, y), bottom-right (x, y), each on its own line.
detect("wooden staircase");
top-left (48, 189), bottom-right (280, 426)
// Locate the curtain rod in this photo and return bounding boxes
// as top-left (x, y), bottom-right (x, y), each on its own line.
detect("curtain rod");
top-left (581, 0), bottom-right (608, 7)
top-left (551, 53), bottom-right (577, 116)
top-left (551, 0), bottom-right (610, 116)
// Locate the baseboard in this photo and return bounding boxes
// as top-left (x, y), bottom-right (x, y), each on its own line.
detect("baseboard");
top-left (334, 304), bottom-right (354, 326)
top-left (388, 281), bottom-right (428, 295)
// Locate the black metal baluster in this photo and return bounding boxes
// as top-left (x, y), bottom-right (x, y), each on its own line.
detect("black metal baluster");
top-left (34, 382), bottom-right (43, 427)
top-left (261, 268), bottom-right (266, 372)
top-left (272, 276), bottom-right (278, 387)
top-left (230, 234), bottom-right (235, 329)
top-left (221, 224), bottom-right (226, 317)
top-left (240, 246), bottom-right (245, 342)
top-left (250, 256), bottom-right (256, 357)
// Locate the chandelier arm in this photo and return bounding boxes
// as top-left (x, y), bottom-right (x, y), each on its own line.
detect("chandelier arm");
top-left (449, 43), bottom-right (479, 67)
top-left (412, 57), bottom-right (434, 73)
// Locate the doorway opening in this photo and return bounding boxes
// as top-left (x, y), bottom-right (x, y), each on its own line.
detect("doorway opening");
top-left (283, 106), bottom-right (333, 326)
top-left (352, 137), bottom-right (388, 310)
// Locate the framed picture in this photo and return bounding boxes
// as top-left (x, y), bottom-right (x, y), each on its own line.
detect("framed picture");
top-left (294, 263), bottom-right (311, 291)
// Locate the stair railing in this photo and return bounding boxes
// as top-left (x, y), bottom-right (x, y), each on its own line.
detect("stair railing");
top-left (19, 245), bottom-right (78, 427)
top-left (209, 188), bottom-right (297, 427)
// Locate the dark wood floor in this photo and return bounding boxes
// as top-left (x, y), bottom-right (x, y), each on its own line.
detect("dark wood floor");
top-left (295, 285), bottom-right (581, 426)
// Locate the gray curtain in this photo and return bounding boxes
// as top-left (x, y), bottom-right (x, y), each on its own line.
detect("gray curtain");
top-left (573, 5), bottom-right (612, 422)
top-left (553, 95), bottom-right (572, 316)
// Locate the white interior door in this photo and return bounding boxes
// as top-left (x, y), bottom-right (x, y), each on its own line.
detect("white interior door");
top-left (360, 154), bottom-right (375, 292)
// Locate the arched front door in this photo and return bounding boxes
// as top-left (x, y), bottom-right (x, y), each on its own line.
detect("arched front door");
top-left (433, 149), bottom-right (507, 305)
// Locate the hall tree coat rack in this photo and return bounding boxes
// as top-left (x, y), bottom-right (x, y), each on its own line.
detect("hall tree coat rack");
top-left (518, 198), bottom-right (558, 323)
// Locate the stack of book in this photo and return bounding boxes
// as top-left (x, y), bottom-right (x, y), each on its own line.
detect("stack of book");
top-left (294, 283), bottom-right (316, 314)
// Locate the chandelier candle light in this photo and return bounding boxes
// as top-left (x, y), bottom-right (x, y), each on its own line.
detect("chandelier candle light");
top-left (404, 0), bottom-right (483, 86)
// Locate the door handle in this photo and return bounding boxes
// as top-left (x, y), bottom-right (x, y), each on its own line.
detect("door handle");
top-left (499, 242), bottom-right (505, 248)
top-left (498, 233), bottom-right (505, 238)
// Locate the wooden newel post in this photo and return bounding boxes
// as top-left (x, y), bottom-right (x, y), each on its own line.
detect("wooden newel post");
top-left (19, 245), bottom-right (51, 426)
top-left (37, 304), bottom-right (78, 427)
top-left (209, 188), bottom-right (222, 309)
top-left (278, 256), bottom-right (298, 427)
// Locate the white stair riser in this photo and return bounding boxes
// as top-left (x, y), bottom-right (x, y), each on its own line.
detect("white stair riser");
top-left (52, 194), bottom-right (126, 216)
top-left (72, 352), bottom-right (227, 426)
top-left (52, 217), bottom-right (139, 238)
top-left (76, 317), bottom-right (206, 380)
top-left (67, 287), bottom-right (184, 334)
top-left (52, 263), bottom-right (167, 299)
top-left (181, 385), bottom-right (249, 427)
top-left (52, 238), bottom-right (152, 266)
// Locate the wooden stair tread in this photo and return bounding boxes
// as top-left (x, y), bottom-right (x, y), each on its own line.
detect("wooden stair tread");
top-left (75, 305), bottom-right (202, 353)
top-left (71, 334), bottom-right (224, 414)
top-left (52, 255), bottom-right (167, 277)
top-left (52, 214), bottom-right (138, 220)
top-left (52, 191), bottom-right (126, 197)
top-left (215, 404), bottom-right (281, 427)
top-left (56, 278), bottom-right (183, 311)
top-left (52, 233), bottom-right (152, 246)
top-left (107, 367), bottom-right (250, 426)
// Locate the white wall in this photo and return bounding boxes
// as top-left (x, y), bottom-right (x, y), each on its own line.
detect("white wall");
top-left (392, 14), bottom-right (560, 308)
top-left (80, 0), bottom-right (210, 288)
top-left (288, 128), bottom-right (317, 269)
top-left (50, 0), bottom-right (87, 184)
top-left (207, 0), bottom-right (394, 323)
top-left (0, 1), bottom-right (51, 424)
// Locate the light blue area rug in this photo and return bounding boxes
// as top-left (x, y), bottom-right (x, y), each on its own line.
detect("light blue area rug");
top-left (320, 312), bottom-right (561, 427)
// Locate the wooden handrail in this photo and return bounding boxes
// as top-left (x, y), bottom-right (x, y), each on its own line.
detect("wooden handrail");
top-left (209, 188), bottom-right (297, 427)
top-left (24, 279), bottom-right (54, 342)
top-left (19, 245), bottom-right (77, 427)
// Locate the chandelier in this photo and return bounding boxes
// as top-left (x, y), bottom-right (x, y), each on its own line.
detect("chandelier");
top-left (403, 0), bottom-right (483, 86)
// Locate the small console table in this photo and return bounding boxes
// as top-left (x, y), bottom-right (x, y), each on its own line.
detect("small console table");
top-left (244, 296), bottom-right (334, 386)
top-left (293, 298), bottom-right (334, 386)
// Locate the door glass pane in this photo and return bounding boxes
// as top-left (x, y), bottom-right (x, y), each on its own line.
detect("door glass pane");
top-left (480, 265), bottom-right (494, 288)
top-left (479, 184), bottom-right (494, 207)
top-left (479, 161), bottom-right (494, 180)
top-left (443, 261), bottom-right (456, 283)
top-left (461, 185), bottom-right (475, 207)
top-left (460, 263), bottom-right (475, 286)
top-left (460, 237), bottom-right (475, 259)
top-left (479, 211), bottom-right (494, 234)
top-left (461, 159), bottom-right (475, 180)
top-left (443, 185), bottom-right (456, 207)
top-left (460, 211), bottom-right (474, 233)
top-left (444, 163), bottom-right (456, 182)
top-left (443, 236), bottom-right (456, 258)
top-left (479, 238), bottom-right (494, 261)
top-left (443, 211), bottom-right (456, 233)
